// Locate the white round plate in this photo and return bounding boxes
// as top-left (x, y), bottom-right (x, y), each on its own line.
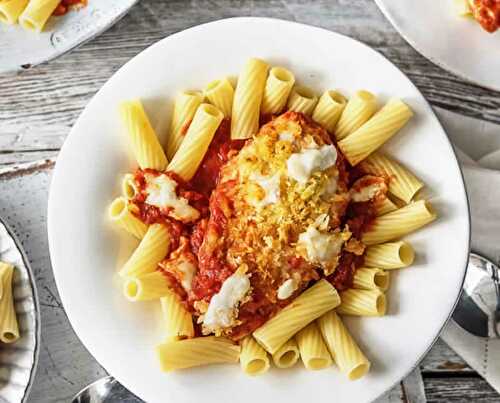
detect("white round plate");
top-left (375, 0), bottom-right (500, 91)
top-left (0, 218), bottom-right (40, 403)
top-left (48, 17), bottom-right (470, 403)
top-left (0, 0), bottom-right (137, 74)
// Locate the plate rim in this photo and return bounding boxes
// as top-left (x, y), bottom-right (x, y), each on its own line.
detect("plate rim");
top-left (0, 0), bottom-right (139, 74)
top-left (0, 215), bottom-right (41, 403)
top-left (374, 0), bottom-right (500, 92)
top-left (47, 16), bottom-right (471, 402)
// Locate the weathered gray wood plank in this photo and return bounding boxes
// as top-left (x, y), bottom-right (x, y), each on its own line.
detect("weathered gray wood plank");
top-left (423, 376), bottom-right (500, 402)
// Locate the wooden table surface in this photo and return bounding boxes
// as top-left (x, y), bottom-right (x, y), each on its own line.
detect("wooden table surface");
top-left (1, 1), bottom-right (500, 402)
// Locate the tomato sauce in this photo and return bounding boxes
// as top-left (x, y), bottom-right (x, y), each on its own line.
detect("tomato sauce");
top-left (52, 0), bottom-right (87, 16)
top-left (132, 169), bottom-right (209, 225)
top-left (328, 252), bottom-right (364, 291)
top-left (190, 119), bottom-right (244, 196)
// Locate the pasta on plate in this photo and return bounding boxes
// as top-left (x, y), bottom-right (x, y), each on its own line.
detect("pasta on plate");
top-left (108, 58), bottom-right (437, 378)
top-left (0, 0), bottom-right (87, 32)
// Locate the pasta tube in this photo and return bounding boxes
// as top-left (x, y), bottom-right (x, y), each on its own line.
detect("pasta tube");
top-left (108, 197), bottom-right (148, 239)
top-left (231, 58), bottom-right (269, 139)
top-left (317, 311), bottom-right (370, 380)
top-left (287, 86), bottom-right (318, 116)
top-left (204, 78), bottom-right (234, 117)
top-left (119, 223), bottom-right (170, 277)
top-left (0, 262), bottom-right (19, 343)
top-left (123, 271), bottom-right (171, 301)
top-left (337, 289), bottom-right (386, 316)
top-left (156, 337), bottom-right (240, 372)
top-left (312, 90), bottom-right (347, 132)
top-left (0, 0), bottom-right (29, 24)
top-left (338, 98), bottom-right (413, 166)
top-left (272, 338), bottom-right (300, 368)
top-left (375, 197), bottom-right (398, 216)
top-left (335, 90), bottom-right (377, 140)
top-left (352, 268), bottom-right (390, 291)
top-left (253, 279), bottom-right (340, 354)
top-left (166, 90), bottom-right (204, 159)
top-left (160, 292), bottom-right (194, 341)
top-left (121, 174), bottom-right (138, 199)
top-left (261, 67), bottom-right (295, 115)
top-left (364, 241), bottom-right (415, 269)
top-left (362, 200), bottom-right (436, 245)
top-left (119, 99), bottom-right (168, 171)
top-left (167, 103), bottom-right (224, 181)
top-left (360, 152), bottom-right (424, 203)
top-left (19, 0), bottom-right (58, 31)
top-left (295, 322), bottom-right (332, 370)
top-left (240, 336), bottom-right (270, 376)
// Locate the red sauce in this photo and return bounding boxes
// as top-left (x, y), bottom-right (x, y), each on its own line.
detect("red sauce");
top-left (190, 119), bottom-right (244, 196)
top-left (132, 169), bottom-right (208, 225)
top-left (52, 0), bottom-right (87, 16)
top-left (470, 0), bottom-right (500, 32)
top-left (345, 201), bottom-right (378, 239)
top-left (328, 252), bottom-right (364, 291)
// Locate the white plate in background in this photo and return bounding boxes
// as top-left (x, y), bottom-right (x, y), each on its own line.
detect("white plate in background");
top-left (0, 1), bottom-right (138, 74)
top-left (0, 218), bottom-right (40, 403)
top-left (375, 0), bottom-right (500, 91)
top-left (48, 17), bottom-right (470, 403)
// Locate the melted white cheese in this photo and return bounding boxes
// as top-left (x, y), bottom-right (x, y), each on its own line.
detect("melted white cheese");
top-left (277, 278), bottom-right (298, 300)
top-left (250, 172), bottom-right (281, 207)
top-left (145, 174), bottom-right (199, 222)
top-left (351, 182), bottom-right (384, 202)
top-left (286, 145), bottom-right (337, 184)
top-left (203, 270), bottom-right (250, 332)
top-left (298, 226), bottom-right (344, 265)
top-left (279, 131), bottom-right (294, 142)
top-left (176, 259), bottom-right (197, 292)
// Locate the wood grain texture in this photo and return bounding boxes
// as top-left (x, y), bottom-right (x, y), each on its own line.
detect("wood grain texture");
top-left (0, 0), bottom-right (499, 401)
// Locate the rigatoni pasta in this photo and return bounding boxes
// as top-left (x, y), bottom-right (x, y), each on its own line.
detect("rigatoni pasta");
top-left (120, 99), bottom-right (168, 171)
top-left (166, 91), bottom-right (204, 159)
top-left (168, 103), bottom-right (224, 181)
top-left (156, 337), bottom-right (240, 372)
top-left (362, 200), bottom-right (436, 245)
top-left (312, 90), bottom-right (347, 132)
top-left (352, 268), bottom-right (390, 291)
top-left (240, 336), bottom-right (270, 376)
top-left (295, 322), bottom-right (332, 370)
top-left (253, 280), bottom-right (340, 354)
top-left (231, 58), bottom-right (269, 139)
top-left (204, 79), bottom-right (234, 118)
top-left (19, 0), bottom-right (60, 31)
top-left (287, 85), bottom-right (318, 116)
top-left (272, 338), bottom-right (300, 368)
top-left (364, 241), bottom-right (415, 269)
top-left (123, 271), bottom-right (171, 301)
top-left (108, 197), bottom-right (148, 239)
top-left (0, 262), bottom-right (19, 344)
top-left (360, 152), bottom-right (424, 203)
top-left (335, 90), bottom-right (377, 140)
top-left (160, 292), bottom-right (194, 341)
top-left (0, 0), bottom-right (29, 24)
top-left (337, 289), bottom-right (387, 316)
top-left (317, 311), bottom-right (370, 380)
top-left (119, 224), bottom-right (170, 277)
top-left (338, 98), bottom-right (413, 166)
top-left (261, 67), bottom-right (295, 115)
